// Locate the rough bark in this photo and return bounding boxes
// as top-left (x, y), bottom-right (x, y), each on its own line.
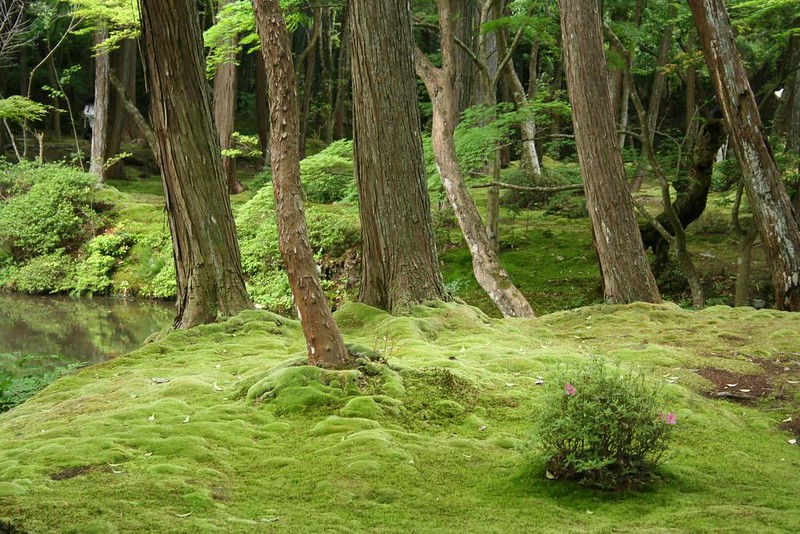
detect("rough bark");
top-left (732, 181), bottom-right (758, 307)
top-left (212, 0), bottom-right (244, 194)
top-left (90, 30), bottom-right (110, 178)
top-left (350, 0), bottom-right (451, 314)
top-left (690, 0), bottom-right (800, 311)
top-left (558, 0), bottom-right (661, 304)
top-left (252, 0), bottom-right (350, 367)
top-left (254, 51), bottom-right (269, 168)
top-left (415, 0), bottom-right (534, 318)
top-left (140, 0), bottom-right (252, 328)
top-left (502, 40), bottom-right (542, 178)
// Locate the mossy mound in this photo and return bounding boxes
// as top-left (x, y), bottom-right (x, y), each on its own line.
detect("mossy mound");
top-left (1, 302), bottom-right (800, 532)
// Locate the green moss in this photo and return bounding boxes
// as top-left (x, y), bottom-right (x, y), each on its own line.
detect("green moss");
top-left (1, 304), bottom-right (800, 532)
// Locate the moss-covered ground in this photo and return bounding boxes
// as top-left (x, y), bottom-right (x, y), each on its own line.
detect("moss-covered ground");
top-left (1, 302), bottom-right (799, 532)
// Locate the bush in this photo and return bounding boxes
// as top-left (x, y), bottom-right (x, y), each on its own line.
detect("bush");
top-left (0, 163), bottom-right (104, 260)
top-left (4, 251), bottom-right (77, 294)
top-left (535, 358), bottom-right (675, 490)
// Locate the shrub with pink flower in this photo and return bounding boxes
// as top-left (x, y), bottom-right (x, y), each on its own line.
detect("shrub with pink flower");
top-left (535, 357), bottom-right (676, 490)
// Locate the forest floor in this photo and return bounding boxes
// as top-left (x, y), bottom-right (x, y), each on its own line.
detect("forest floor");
top-left (1, 302), bottom-right (799, 532)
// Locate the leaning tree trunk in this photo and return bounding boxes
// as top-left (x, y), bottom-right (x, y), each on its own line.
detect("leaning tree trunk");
top-left (252, 0), bottom-right (350, 368)
top-left (350, 0), bottom-right (451, 315)
top-left (140, 0), bottom-right (252, 328)
top-left (690, 0), bottom-right (800, 311)
top-left (558, 0), bottom-right (661, 304)
top-left (212, 20), bottom-right (244, 193)
top-left (415, 0), bottom-right (534, 319)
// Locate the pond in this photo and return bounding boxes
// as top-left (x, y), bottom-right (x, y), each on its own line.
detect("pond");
top-left (0, 293), bottom-right (174, 366)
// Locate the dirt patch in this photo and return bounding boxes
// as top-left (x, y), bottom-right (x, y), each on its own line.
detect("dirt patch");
top-left (49, 464), bottom-right (112, 481)
top-left (779, 416), bottom-right (800, 440)
top-left (696, 353), bottom-right (800, 403)
top-left (696, 367), bottom-right (771, 400)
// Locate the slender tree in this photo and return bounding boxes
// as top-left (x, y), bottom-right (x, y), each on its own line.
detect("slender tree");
top-left (139, 0), bottom-right (252, 328)
top-left (557, 0), bottom-right (661, 304)
top-left (689, 0), bottom-right (800, 311)
top-left (350, 0), bottom-right (451, 314)
top-left (212, 0), bottom-right (245, 194)
top-left (251, 0), bottom-right (350, 367)
top-left (415, 0), bottom-right (535, 318)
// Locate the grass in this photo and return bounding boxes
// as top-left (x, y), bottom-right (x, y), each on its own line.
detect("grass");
top-left (1, 302), bottom-right (799, 532)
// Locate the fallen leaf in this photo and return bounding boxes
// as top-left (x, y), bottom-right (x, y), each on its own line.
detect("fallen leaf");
top-left (545, 471), bottom-right (555, 480)
top-left (143, 452), bottom-right (153, 458)
top-left (214, 363), bottom-right (221, 368)
top-left (183, 416), bottom-right (190, 423)
top-left (261, 518), bottom-right (280, 523)
top-left (726, 384), bottom-right (738, 388)
top-left (786, 380), bottom-right (799, 384)
top-left (478, 425), bottom-right (487, 432)
top-left (739, 389), bottom-right (751, 393)
top-left (111, 468), bottom-right (124, 474)
top-left (782, 417), bottom-right (793, 423)
top-left (152, 377), bottom-right (170, 384)
top-left (213, 382), bottom-right (224, 391)
top-left (176, 512), bottom-right (192, 518)
top-left (789, 439), bottom-right (797, 445)
top-left (147, 414), bottom-right (155, 421)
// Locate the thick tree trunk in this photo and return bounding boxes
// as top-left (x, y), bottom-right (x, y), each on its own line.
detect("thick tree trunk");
top-left (90, 30), bottom-right (110, 179)
top-left (140, 0), bottom-right (252, 328)
top-left (415, 0), bottom-right (534, 319)
top-left (690, 0), bottom-right (800, 311)
top-left (212, 1), bottom-right (244, 194)
top-left (558, 0), bottom-right (661, 304)
top-left (252, 0), bottom-right (350, 367)
top-left (350, 0), bottom-right (451, 315)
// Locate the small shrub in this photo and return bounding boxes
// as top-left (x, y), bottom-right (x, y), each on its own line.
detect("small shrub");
top-left (544, 191), bottom-right (587, 219)
top-left (0, 163), bottom-right (103, 260)
top-left (6, 251), bottom-right (77, 294)
top-left (535, 358), bottom-right (676, 490)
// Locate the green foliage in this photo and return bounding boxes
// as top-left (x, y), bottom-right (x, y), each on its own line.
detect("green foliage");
top-left (2, 251), bottom-right (76, 294)
top-left (455, 103), bottom-right (524, 178)
top-left (300, 139), bottom-right (356, 203)
top-left (247, 270), bottom-right (294, 316)
top-left (67, 0), bottom-right (140, 51)
top-left (535, 358), bottom-right (675, 490)
top-left (0, 163), bottom-right (103, 261)
top-left (0, 353), bottom-right (84, 412)
top-left (220, 132), bottom-right (262, 160)
top-left (0, 96), bottom-right (48, 124)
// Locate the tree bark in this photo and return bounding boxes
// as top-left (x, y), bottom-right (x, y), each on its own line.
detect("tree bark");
top-left (140, 0), bottom-right (252, 328)
top-left (104, 38), bottom-right (136, 180)
top-left (252, 0), bottom-right (350, 367)
top-left (558, 0), bottom-right (661, 304)
top-left (350, 0), bottom-right (451, 314)
top-left (90, 30), bottom-right (110, 179)
top-left (415, 0), bottom-right (534, 318)
top-left (212, 0), bottom-right (244, 194)
top-left (690, 0), bottom-right (800, 310)
top-left (254, 50), bottom-right (269, 169)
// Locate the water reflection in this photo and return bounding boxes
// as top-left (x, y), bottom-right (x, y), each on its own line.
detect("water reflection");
top-left (0, 293), bottom-right (174, 364)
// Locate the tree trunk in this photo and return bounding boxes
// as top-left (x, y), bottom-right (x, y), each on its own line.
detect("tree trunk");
top-left (298, 10), bottom-right (320, 158)
top-left (252, 0), bottom-right (350, 367)
top-left (45, 55), bottom-right (61, 140)
top-left (503, 43), bottom-right (542, 178)
top-left (104, 38), bottom-right (136, 181)
top-left (140, 0), bottom-right (252, 328)
top-left (629, 3), bottom-right (675, 192)
top-left (690, 0), bottom-right (800, 311)
top-left (212, 0), bottom-right (244, 194)
top-left (732, 181), bottom-right (758, 307)
top-left (90, 30), bottom-right (110, 179)
top-left (415, 0), bottom-right (534, 319)
top-left (350, 0), bottom-right (451, 314)
top-left (331, 4), bottom-right (351, 141)
top-left (558, 0), bottom-right (661, 304)
top-left (254, 50), bottom-right (269, 169)
top-left (640, 118), bottom-right (727, 273)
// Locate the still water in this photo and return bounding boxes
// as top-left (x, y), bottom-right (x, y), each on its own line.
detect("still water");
top-left (0, 293), bottom-right (174, 365)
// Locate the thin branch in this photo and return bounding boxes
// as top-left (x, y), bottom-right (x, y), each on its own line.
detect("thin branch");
top-left (471, 181), bottom-right (583, 193)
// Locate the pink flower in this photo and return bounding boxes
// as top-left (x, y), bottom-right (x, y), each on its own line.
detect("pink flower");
top-left (659, 412), bottom-right (677, 425)
top-left (564, 383), bottom-right (577, 396)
